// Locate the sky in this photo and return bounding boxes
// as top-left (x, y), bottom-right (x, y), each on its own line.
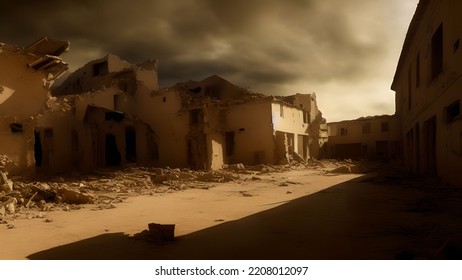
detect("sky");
top-left (0, 0), bottom-right (418, 122)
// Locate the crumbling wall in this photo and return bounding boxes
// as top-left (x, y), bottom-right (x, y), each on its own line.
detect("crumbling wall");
top-left (0, 38), bottom-right (69, 175)
top-left (0, 47), bottom-right (51, 117)
top-left (136, 91), bottom-right (189, 168)
top-left (135, 59), bottom-right (158, 93)
top-left (36, 109), bottom-right (76, 173)
top-left (54, 54), bottom-right (135, 95)
top-left (0, 117), bottom-right (37, 175)
top-left (282, 93), bottom-right (327, 159)
top-left (271, 101), bottom-right (309, 161)
top-left (74, 89), bottom-right (119, 121)
top-left (203, 104), bottom-right (225, 170)
top-left (225, 100), bottom-right (275, 165)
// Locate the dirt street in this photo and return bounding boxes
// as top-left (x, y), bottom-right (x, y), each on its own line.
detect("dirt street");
top-left (1, 163), bottom-right (462, 260)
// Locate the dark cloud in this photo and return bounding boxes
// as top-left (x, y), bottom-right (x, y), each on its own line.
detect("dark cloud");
top-left (0, 0), bottom-right (418, 120)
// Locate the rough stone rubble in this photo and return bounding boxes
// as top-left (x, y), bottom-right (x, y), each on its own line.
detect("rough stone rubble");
top-left (1, 158), bottom-right (369, 222)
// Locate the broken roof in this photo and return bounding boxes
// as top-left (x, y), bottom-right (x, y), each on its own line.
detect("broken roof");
top-left (327, 114), bottom-right (396, 125)
top-left (25, 37), bottom-right (70, 57)
top-left (161, 75), bottom-right (266, 107)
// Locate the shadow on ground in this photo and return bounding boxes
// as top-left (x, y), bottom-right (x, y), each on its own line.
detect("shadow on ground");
top-left (28, 175), bottom-right (462, 260)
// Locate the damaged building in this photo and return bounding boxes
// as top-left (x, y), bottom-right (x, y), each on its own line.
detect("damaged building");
top-left (391, 0), bottom-right (462, 185)
top-left (159, 76), bottom-right (327, 169)
top-left (0, 37), bottom-right (69, 175)
top-left (53, 57), bottom-right (328, 171)
top-left (1, 38), bottom-right (327, 174)
top-left (49, 54), bottom-right (160, 171)
top-left (327, 115), bottom-right (400, 160)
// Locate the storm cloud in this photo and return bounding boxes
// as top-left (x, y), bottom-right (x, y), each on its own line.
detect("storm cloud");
top-left (0, 0), bottom-right (418, 121)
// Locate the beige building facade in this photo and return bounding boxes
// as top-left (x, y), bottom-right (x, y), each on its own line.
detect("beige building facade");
top-left (327, 115), bottom-right (400, 160)
top-left (391, 0), bottom-right (462, 185)
top-left (160, 76), bottom-right (327, 169)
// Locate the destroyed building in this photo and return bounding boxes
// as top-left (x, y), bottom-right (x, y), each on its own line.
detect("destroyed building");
top-left (327, 115), bottom-right (400, 160)
top-left (49, 54), bottom-right (160, 172)
top-left (391, 0), bottom-right (462, 185)
top-left (54, 57), bottom-right (327, 170)
top-left (1, 37), bottom-right (327, 174)
top-left (0, 37), bottom-right (69, 175)
top-left (154, 75), bottom-right (327, 169)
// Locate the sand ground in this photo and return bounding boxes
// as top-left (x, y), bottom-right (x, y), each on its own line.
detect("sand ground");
top-left (1, 167), bottom-right (462, 260)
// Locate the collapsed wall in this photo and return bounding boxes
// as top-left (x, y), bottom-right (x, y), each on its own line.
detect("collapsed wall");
top-left (0, 37), bottom-right (69, 175)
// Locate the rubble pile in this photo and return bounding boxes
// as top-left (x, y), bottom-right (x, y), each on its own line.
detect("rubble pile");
top-left (325, 159), bottom-right (381, 174)
top-left (0, 165), bottom-right (251, 218)
top-left (0, 155), bottom-right (18, 177)
top-left (0, 159), bottom-right (373, 221)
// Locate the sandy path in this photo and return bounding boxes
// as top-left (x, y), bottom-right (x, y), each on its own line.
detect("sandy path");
top-left (3, 168), bottom-right (461, 260)
top-left (1, 170), bottom-right (359, 259)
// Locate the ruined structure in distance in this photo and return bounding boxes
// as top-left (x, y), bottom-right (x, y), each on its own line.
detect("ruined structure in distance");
top-left (1, 40), bottom-right (327, 175)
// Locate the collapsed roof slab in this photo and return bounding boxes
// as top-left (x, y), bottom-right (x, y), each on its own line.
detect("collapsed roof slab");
top-left (25, 37), bottom-right (70, 57)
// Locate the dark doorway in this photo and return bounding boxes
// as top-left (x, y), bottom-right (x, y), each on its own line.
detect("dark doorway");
top-left (125, 127), bottom-right (136, 162)
top-left (34, 130), bottom-right (42, 167)
top-left (423, 116), bottom-right (437, 175)
top-left (105, 134), bottom-right (121, 166)
top-left (225, 131), bottom-right (235, 157)
top-left (42, 128), bottom-right (53, 168)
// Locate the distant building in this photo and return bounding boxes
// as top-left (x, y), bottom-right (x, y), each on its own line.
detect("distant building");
top-left (327, 115), bottom-right (400, 160)
top-left (160, 76), bottom-right (327, 169)
top-left (391, 0), bottom-right (462, 185)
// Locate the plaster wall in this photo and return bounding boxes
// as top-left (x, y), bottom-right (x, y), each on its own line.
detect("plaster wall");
top-left (75, 89), bottom-right (117, 121)
top-left (136, 91), bottom-right (189, 168)
top-left (328, 116), bottom-right (401, 159)
top-left (0, 50), bottom-right (49, 117)
top-left (392, 0), bottom-right (462, 185)
top-left (0, 117), bottom-right (37, 174)
top-left (226, 100), bottom-right (275, 165)
top-left (271, 102), bottom-right (310, 160)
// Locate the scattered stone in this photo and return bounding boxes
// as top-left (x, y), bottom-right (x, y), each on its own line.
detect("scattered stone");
top-left (56, 187), bottom-right (95, 204)
top-left (239, 191), bottom-right (253, 197)
top-left (0, 197), bottom-right (16, 215)
top-left (6, 224), bottom-right (14, 229)
top-left (251, 176), bottom-right (261, 181)
top-left (0, 171), bottom-right (13, 192)
top-left (223, 163), bottom-right (245, 172)
top-left (286, 191), bottom-right (292, 194)
top-left (286, 180), bottom-right (301, 185)
top-left (44, 218), bottom-right (53, 223)
top-left (328, 163), bottom-right (370, 174)
top-left (35, 213), bottom-right (45, 219)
